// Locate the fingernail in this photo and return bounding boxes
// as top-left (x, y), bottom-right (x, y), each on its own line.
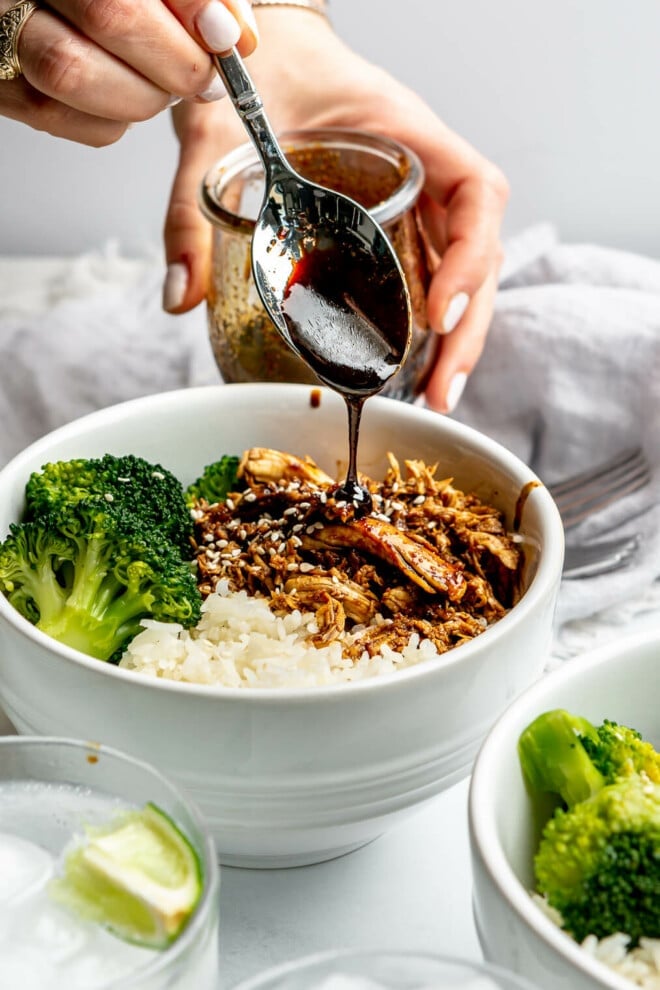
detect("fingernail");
top-left (197, 1), bottom-right (242, 52)
top-left (445, 372), bottom-right (467, 413)
top-left (233, 0), bottom-right (260, 38)
top-left (167, 95), bottom-right (183, 109)
top-left (442, 291), bottom-right (470, 333)
top-left (163, 262), bottom-right (188, 312)
top-left (198, 75), bottom-right (227, 102)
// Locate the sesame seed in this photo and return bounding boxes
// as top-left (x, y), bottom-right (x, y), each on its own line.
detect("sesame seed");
top-left (217, 539), bottom-right (228, 549)
top-left (299, 562), bottom-right (315, 573)
top-left (243, 491), bottom-right (257, 502)
top-left (151, 471), bottom-right (165, 480)
top-left (413, 495), bottom-right (426, 505)
top-left (226, 498), bottom-right (235, 511)
top-left (104, 493), bottom-right (114, 502)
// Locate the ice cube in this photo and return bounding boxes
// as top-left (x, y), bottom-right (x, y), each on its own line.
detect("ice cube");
top-left (0, 833), bottom-right (53, 904)
top-left (23, 898), bottom-right (89, 962)
top-left (0, 940), bottom-right (53, 990)
top-left (64, 931), bottom-right (155, 989)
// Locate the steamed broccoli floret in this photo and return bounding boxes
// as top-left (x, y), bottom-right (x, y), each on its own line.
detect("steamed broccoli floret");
top-left (25, 454), bottom-right (193, 556)
top-left (185, 456), bottom-right (241, 508)
top-left (534, 775), bottom-right (660, 945)
top-left (519, 708), bottom-right (660, 946)
top-left (0, 500), bottom-right (201, 662)
top-left (581, 718), bottom-right (660, 785)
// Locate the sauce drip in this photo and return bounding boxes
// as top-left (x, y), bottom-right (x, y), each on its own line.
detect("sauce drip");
top-left (281, 232), bottom-right (409, 515)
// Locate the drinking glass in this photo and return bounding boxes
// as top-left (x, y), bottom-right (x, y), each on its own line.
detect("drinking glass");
top-left (0, 736), bottom-right (220, 990)
top-left (199, 128), bottom-right (436, 402)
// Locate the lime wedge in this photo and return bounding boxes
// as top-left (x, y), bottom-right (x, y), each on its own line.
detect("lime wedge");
top-left (49, 802), bottom-right (203, 949)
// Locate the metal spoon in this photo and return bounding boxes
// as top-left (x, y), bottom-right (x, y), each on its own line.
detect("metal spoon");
top-left (211, 50), bottom-right (412, 508)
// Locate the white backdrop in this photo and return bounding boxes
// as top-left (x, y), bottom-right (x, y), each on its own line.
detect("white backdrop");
top-left (1, 0), bottom-right (660, 257)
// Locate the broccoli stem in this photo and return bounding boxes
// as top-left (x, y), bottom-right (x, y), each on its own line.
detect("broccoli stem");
top-left (518, 709), bottom-right (606, 807)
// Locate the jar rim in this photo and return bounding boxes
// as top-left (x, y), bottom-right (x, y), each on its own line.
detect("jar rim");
top-left (199, 127), bottom-right (425, 234)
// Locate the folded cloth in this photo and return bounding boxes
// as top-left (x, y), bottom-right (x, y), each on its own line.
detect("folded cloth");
top-left (453, 224), bottom-right (660, 642)
top-left (0, 245), bottom-right (220, 469)
top-left (0, 233), bottom-right (658, 654)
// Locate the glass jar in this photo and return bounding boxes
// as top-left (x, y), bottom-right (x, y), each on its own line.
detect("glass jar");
top-left (199, 129), bottom-right (436, 402)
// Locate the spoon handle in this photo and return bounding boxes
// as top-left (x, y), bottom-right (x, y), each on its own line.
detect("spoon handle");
top-left (213, 50), bottom-right (289, 178)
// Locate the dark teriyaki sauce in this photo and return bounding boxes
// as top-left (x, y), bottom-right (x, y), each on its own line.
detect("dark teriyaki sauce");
top-left (281, 232), bottom-right (409, 516)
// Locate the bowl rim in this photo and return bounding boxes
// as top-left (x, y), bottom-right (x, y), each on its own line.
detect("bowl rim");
top-left (468, 627), bottom-right (660, 990)
top-left (231, 946), bottom-right (541, 990)
top-left (0, 383), bottom-right (564, 702)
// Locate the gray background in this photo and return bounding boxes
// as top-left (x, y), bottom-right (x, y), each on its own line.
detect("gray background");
top-left (1, 0), bottom-right (659, 257)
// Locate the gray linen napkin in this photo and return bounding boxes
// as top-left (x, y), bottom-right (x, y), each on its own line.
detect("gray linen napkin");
top-left (0, 247), bottom-right (219, 470)
top-left (0, 234), bottom-right (658, 641)
top-left (454, 225), bottom-right (660, 630)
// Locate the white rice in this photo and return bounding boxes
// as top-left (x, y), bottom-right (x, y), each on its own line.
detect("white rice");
top-left (533, 893), bottom-right (660, 987)
top-left (119, 581), bottom-right (443, 688)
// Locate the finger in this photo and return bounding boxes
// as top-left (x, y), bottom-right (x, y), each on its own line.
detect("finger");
top-left (44, 0), bottom-right (223, 99)
top-left (423, 269), bottom-right (499, 414)
top-left (0, 76), bottom-right (128, 146)
top-left (390, 101), bottom-right (508, 333)
top-left (16, 5), bottom-right (175, 121)
top-left (163, 102), bottom-right (224, 312)
top-left (422, 176), bottom-right (507, 336)
top-left (165, 0), bottom-right (259, 57)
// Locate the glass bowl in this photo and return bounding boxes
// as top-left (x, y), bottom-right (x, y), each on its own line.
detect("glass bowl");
top-left (232, 948), bottom-right (541, 990)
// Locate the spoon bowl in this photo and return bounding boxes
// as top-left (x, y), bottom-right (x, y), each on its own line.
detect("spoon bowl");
top-left (253, 171), bottom-right (412, 396)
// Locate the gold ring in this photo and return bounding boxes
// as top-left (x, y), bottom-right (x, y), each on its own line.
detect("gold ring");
top-left (0, 0), bottom-right (38, 82)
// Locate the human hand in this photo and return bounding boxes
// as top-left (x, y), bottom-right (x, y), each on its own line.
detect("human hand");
top-left (0, 0), bottom-right (258, 146)
top-left (163, 6), bottom-right (508, 413)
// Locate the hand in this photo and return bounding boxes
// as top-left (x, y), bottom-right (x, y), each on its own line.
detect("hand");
top-left (163, 6), bottom-right (508, 413)
top-left (0, 0), bottom-right (258, 146)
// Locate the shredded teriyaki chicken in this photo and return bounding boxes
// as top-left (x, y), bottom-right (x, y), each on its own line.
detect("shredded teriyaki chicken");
top-left (190, 448), bottom-right (523, 661)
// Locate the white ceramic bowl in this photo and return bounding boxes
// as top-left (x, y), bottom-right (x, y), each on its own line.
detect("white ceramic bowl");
top-left (0, 383), bottom-right (563, 868)
top-left (469, 627), bottom-right (660, 990)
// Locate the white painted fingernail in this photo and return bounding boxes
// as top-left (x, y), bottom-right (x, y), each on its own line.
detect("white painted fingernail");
top-left (234, 0), bottom-right (259, 37)
top-left (198, 75), bottom-right (227, 102)
top-left (167, 95), bottom-right (182, 109)
top-left (445, 372), bottom-right (467, 412)
top-left (442, 291), bottom-right (470, 333)
top-left (163, 262), bottom-right (188, 312)
top-left (197, 1), bottom-right (242, 52)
